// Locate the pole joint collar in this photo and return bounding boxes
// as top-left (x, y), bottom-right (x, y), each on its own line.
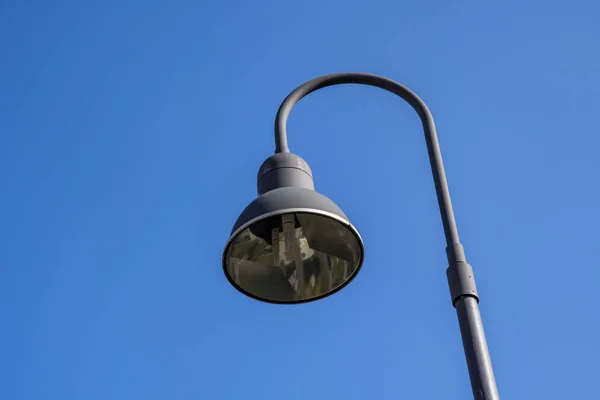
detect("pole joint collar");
top-left (446, 262), bottom-right (479, 307)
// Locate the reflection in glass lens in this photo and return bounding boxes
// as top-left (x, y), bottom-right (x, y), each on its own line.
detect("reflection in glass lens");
top-left (225, 213), bottom-right (362, 302)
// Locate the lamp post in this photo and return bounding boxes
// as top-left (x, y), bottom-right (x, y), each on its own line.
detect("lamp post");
top-left (222, 72), bottom-right (500, 400)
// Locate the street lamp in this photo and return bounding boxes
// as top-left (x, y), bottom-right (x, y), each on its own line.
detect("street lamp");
top-left (222, 73), bottom-right (499, 400)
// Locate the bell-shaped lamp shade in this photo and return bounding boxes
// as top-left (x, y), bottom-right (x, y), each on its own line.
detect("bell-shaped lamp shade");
top-left (222, 186), bottom-right (364, 303)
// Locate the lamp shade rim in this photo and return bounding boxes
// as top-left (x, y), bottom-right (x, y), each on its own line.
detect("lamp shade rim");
top-left (222, 207), bottom-right (364, 304)
top-left (230, 187), bottom-right (350, 234)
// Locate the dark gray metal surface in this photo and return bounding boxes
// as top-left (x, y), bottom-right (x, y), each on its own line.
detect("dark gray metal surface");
top-left (447, 261), bottom-right (478, 306)
top-left (230, 186), bottom-right (349, 234)
top-left (457, 297), bottom-right (500, 400)
top-left (257, 153), bottom-right (314, 195)
top-left (271, 72), bottom-right (500, 400)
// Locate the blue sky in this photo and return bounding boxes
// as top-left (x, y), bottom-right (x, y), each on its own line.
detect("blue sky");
top-left (1, 1), bottom-right (599, 399)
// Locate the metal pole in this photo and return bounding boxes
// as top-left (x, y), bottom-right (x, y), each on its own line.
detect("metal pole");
top-left (273, 72), bottom-right (500, 400)
top-left (457, 297), bottom-right (500, 400)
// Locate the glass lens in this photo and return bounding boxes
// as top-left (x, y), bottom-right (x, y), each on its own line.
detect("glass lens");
top-left (225, 212), bottom-right (362, 302)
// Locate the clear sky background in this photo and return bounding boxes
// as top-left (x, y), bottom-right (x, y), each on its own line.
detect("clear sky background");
top-left (1, 1), bottom-right (599, 399)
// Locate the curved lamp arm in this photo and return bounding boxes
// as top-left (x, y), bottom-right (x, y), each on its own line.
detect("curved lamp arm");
top-left (273, 73), bottom-right (499, 400)
top-left (274, 73), bottom-right (462, 258)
